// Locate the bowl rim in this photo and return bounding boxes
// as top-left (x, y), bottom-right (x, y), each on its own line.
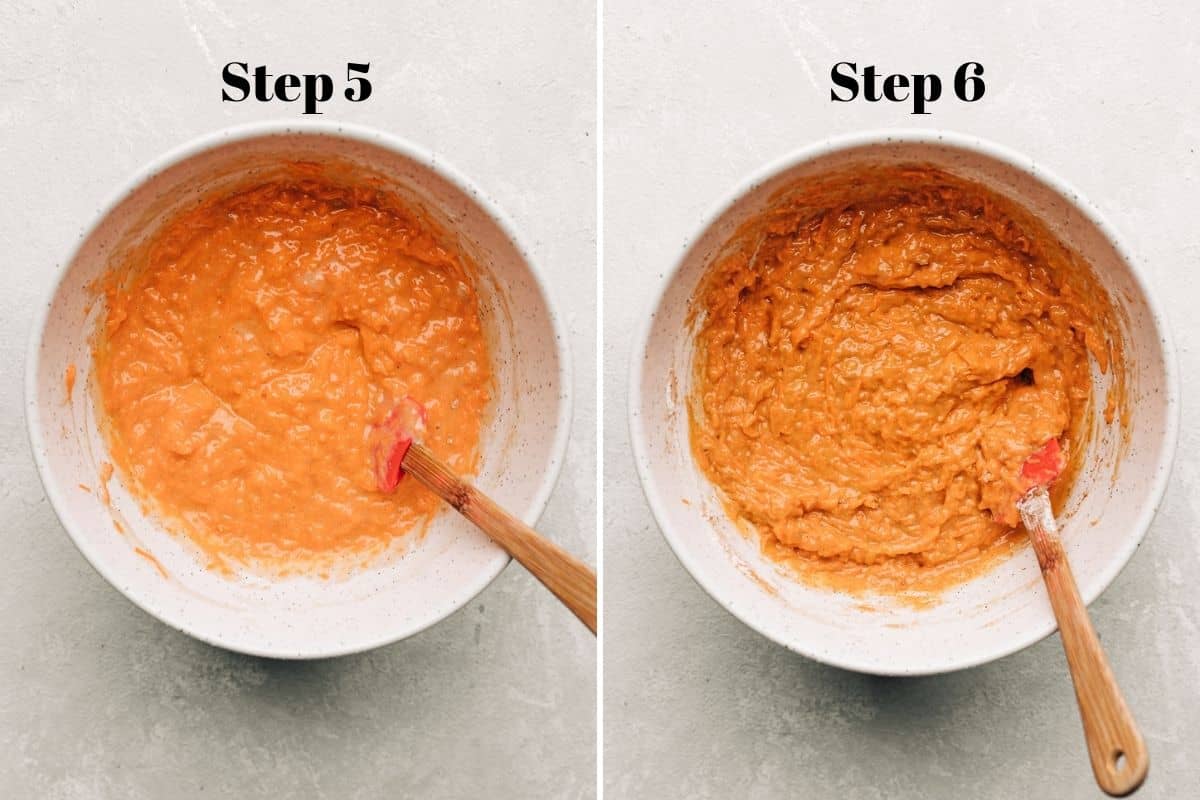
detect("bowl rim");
top-left (24, 119), bottom-right (574, 659)
top-left (628, 127), bottom-right (1181, 676)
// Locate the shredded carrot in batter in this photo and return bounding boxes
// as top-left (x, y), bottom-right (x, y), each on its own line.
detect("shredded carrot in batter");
top-left (94, 175), bottom-right (492, 575)
top-left (690, 166), bottom-right (1122, 596)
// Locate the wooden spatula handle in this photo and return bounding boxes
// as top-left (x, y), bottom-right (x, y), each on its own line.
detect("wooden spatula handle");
top-left (1023, 489), bottom-right (1147, 796)
top-left (403, 443), bottom-right (597, 634)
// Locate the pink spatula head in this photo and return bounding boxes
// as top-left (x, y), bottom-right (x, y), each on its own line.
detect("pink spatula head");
top-left (370, 396), bottom-right (427, 492)
top-left (1021, 437), bottom-right (1065, 489)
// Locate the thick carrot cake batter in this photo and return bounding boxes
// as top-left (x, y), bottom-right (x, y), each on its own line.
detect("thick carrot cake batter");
top-left (94, 174), bottom-right (492, 574)
top-left (690, 166), bottom-right (1122, 595)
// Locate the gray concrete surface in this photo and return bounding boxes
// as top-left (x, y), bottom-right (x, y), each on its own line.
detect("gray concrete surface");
top-left (0, 2), bottom-right (595, 797)
top-left (603, 2), bottom-right (1200, 797)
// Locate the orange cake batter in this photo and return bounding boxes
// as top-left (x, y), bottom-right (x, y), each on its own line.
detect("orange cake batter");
top-left (690, 166), bottom-right (1122, 596)
top-left (93, 174), bottom-right (492, 575)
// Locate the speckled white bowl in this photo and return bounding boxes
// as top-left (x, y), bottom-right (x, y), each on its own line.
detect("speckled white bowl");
top-left (630, 130), bottom-right (1179, 676)
top-left (27, 122), bottom-right (571, 658)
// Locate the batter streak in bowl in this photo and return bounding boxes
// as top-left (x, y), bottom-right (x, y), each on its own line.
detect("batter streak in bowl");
top-left (93, 172), bottom-right (493, 575)
top-left (689, 166), bottom-right (1123, 597)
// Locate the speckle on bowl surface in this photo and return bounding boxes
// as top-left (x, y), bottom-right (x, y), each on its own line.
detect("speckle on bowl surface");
top-left (26, 121), bottom-right (572, 659)
top-left (629, 129), bottom-right (1179, 676)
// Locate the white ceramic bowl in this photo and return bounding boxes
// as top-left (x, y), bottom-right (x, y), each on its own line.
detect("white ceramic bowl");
top-left (27, 122), bottom-right (571, 658)
top-left (630, 130), bottom-right (1178, 676)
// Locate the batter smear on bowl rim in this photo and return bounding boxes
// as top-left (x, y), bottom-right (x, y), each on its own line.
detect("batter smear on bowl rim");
top-left (689, 166), bottom-right (1124, 598)
top-left (93, 171), bottom-right (493, 576)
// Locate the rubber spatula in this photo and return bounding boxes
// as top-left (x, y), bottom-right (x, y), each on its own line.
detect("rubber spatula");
top-left (371, 399), bottom-right (596, 634)
top-left (1016, 439), bottom-right (1147, 796)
